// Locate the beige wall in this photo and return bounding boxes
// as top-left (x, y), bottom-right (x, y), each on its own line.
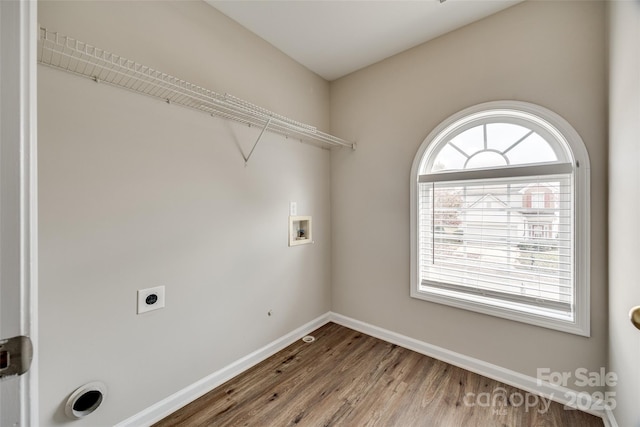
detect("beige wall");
top-left (608, 1), bottom-right (640, 425)
top-left (331, 0), bottom-right (607, 387)
top-left (38, 1), bottom-right (331, 425)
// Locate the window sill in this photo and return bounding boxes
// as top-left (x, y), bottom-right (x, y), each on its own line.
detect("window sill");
top-left (410, 285), bottom-right (589, 337)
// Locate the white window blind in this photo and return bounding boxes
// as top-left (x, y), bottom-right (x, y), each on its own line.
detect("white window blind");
top-left (418, 171), bottom-right (573, 319)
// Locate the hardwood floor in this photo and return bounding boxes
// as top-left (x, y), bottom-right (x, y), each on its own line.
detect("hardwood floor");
top-left (154, 323), bottom-right (604, 427)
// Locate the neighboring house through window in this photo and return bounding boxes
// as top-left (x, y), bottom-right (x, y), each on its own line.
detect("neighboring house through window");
top-left (410, 101), bottom-right (590, 336)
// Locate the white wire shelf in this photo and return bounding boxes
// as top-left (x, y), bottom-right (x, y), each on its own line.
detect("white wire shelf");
top-left (37, 27), bottom-right (355, 154)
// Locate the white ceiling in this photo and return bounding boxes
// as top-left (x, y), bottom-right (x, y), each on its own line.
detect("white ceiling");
top-left (205, 0), bottom-right (523, 81)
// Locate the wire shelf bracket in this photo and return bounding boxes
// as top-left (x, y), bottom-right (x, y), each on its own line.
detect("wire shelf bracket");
top-left (37, 27), bottom-right (356, 156)
top-left (243, 118), bottom-right (271, 165)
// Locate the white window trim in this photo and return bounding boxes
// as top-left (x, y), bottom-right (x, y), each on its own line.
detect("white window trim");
top-left (410, 101), bottom-right (590, 336)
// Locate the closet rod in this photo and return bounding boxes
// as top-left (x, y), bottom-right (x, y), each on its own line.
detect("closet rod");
top-left (37, 27), bottom-right (356, 151)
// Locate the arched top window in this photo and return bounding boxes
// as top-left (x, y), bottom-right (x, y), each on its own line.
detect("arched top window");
top-left (418, 108), bottom-right (575, 175)
top-left (410, 101), bottom-right (590, 336)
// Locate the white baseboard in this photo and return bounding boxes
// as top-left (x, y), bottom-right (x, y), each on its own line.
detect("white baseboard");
top-left (115, 313), bottom-right (331, 427)
top-left (602, 406), bottom-right (619, 427)
top-left (328, 312), bottom-right (607, 421)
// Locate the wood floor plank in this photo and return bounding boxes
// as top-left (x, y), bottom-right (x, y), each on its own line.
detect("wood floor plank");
top-left (154, 323), bottom-right (604, 427)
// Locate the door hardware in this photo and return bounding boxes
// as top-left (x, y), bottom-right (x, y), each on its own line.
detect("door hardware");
top-left (0, 335), bottom-right (33, 379)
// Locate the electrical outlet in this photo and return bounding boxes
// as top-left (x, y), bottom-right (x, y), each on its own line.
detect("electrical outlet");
top-left (289, 201), bottom-right (297, 216)
top-left (137, 286), bottom-right (165, 314)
